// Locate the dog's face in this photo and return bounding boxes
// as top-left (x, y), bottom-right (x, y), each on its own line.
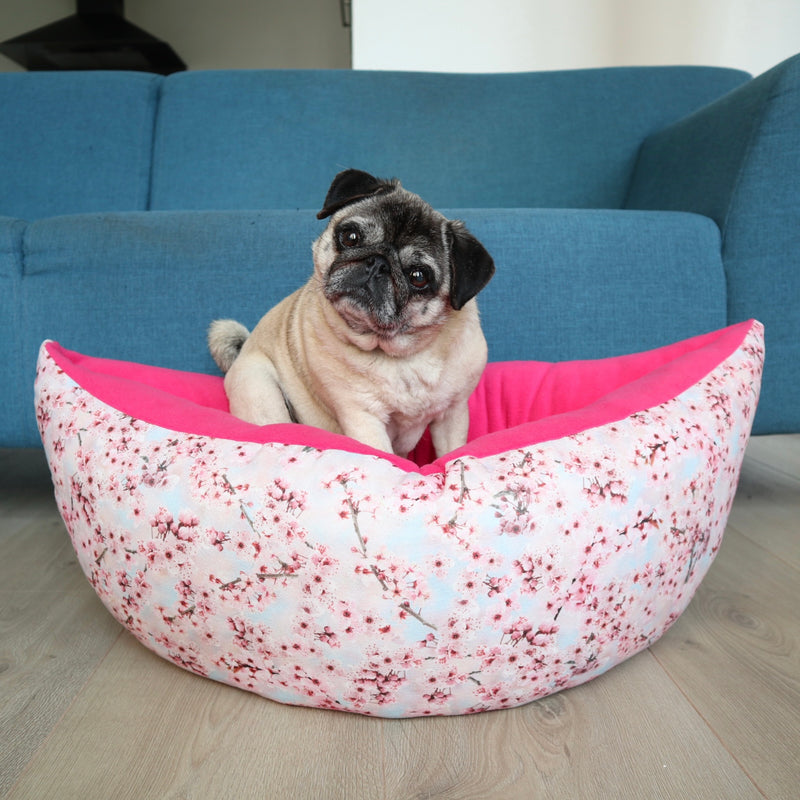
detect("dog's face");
top-left (312, 170), bottom-right (494, 351)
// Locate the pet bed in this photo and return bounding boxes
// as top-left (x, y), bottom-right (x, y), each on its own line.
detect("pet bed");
top-left (35, 319), bottom-right (763, 717)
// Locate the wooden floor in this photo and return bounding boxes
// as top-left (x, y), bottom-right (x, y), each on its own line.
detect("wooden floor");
top-left (1, 435), bottom-right (798, 800)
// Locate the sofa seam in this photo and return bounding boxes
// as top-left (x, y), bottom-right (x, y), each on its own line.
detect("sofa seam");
top-left (145, 77), bottom-right (165, 212)
top-left (717, 84), bottom-right (777, 255)
top-left (12, 219), bottom-right (28, 444)
top-left (620, 138), bottom-right (646, 211)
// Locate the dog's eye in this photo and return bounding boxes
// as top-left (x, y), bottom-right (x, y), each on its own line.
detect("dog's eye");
top-left (337, 228), bottom-right (361, 248)
top-left (408, 269), bottom-right (430, 289)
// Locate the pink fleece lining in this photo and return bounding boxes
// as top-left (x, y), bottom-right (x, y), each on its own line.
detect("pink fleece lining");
top-left (43, 320), bottom-right (756, 474)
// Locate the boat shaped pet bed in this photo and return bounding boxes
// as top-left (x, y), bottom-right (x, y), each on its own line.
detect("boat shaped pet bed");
top-left (35, 319), bottom-right (763, 717)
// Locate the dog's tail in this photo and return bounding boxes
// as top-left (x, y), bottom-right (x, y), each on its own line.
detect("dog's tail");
top-left (208, 319), bottom-right (250, 373)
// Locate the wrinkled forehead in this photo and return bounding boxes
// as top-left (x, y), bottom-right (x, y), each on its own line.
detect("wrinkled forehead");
top-left (336, 190), bottom-right (448, 250)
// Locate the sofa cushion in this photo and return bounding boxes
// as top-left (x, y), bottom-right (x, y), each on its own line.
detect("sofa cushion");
top-left (149, 67), bottom-right (748, 212)
top-left (17, 207), bottom-right (726, 446)
top-left (460, 209), bottom-right (727, 362)
top-left (19, 210), bottom-right (317, 371)
top-left (0, 72), bottom-right (160, 220)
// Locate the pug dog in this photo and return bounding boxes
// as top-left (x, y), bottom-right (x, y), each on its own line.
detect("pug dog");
top-left (208, 169), bottom-right (495, 458)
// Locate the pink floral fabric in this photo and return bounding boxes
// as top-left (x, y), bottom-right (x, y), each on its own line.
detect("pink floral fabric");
top-left (35, 322), bottom-right (763, 717)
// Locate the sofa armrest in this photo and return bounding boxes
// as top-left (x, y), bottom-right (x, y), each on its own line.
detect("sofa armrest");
top-left (626, 53), bottom-right (800, 434)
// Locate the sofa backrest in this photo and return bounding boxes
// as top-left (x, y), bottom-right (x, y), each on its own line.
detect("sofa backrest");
top-left (0, 66), bottom-right (750, 220)
top-left (0, 72), bottom-right (160, 220)
top-left (148, 67), bottom-right (749, 212)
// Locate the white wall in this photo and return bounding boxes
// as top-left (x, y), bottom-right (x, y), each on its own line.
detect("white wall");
top-left (0, 0), bottom-right (351, 72)
top-left (3, 1), bottom-right (797, 76)
top-left (352, 0), bottom-right (800, 76)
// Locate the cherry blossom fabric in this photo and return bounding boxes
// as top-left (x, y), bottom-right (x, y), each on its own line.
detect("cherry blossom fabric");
top-left (35, 320), bottom-right (763, 716)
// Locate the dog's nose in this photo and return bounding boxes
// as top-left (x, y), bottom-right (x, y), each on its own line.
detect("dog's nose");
top-left (364, 254), bottom-right (390, 279)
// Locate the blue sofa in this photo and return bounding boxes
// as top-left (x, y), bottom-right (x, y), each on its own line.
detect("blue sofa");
top-left (2, 55), bottom-right (798, 448)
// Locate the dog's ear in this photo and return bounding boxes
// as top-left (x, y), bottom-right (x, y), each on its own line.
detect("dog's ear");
top-left (448, 221), bottom-right (495, 310)
top-left (317, 169), bottom-right (397, 219)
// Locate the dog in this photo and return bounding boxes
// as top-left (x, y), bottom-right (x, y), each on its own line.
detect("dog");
top-left (208, 169), bottom-right (495, 458)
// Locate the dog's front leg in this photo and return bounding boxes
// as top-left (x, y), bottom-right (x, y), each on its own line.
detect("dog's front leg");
top-left (337, 412), bottom-right (394, 454)
top-left (223, 352), bottom-right (293, 426)
top-left (430, 401), bottom-right (470, 458)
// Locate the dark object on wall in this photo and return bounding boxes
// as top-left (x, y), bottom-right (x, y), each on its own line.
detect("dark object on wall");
top-left (340, 0), bottom-right (351, 28)
top-left (0, 0), bottom-right (186, 74)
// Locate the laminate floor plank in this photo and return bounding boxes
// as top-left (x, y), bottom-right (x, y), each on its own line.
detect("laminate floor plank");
top-left (0, 515), bottom-right (121, 796)
top-left (650, 526), bottom-right (800, 799)
top-left (7, 635), bottom-right (762, 800)
top-left (0, 514), bottom-right (85, 596)
top-left (5, 632), bottom-right (386, 800)
top-left (0, 452), bottom-right (57, 542)
top-left (728, 438), bottom-right (800, 570)
top-left (743, 434), bottom-right (800, 479)
top-left (381, 652), bottom-right (762, 800)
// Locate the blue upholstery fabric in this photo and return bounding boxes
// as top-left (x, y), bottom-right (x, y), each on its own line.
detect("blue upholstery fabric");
top-left (627, 54), bottom-right (800, 433)
top-left (463, 209), bottom-right (727, 362)
top-left (0, 72), bottom-right (160, 220)
top-left (15, 208), bottom-right (724, 446)
top-left (0, 218), bottom-right (26, 445)
top-left (20, 212), bottom-right (321, 391)
top-left (150, 67), bottom-right (748, 212)
top-left (2, 59), bottom-right (798, 445)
